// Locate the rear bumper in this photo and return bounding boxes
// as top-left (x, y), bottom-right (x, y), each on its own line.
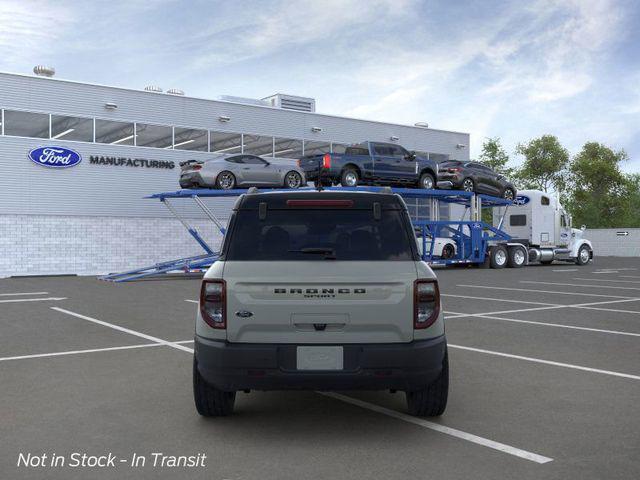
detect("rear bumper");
top-left (194, 335), bottom-right (447, 392)
top-left (179, 172), bottom-right (206, 188)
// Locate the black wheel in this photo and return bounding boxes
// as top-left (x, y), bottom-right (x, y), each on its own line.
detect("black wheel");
top-left (193, 358), bottom-right (236, 417)
top-left (216, 171), bottom-right (236, 190)
top-left (502, 188), bottom-right (515, 201)
top-left (490, 245), bottom-right (508, 269)
top-left (419, 172), bottom-right (435, 190)
top-left (406, 349), bottom-right (448, 417)
top-left (461, 178), bottom-right (475, 192)
top-left (284, 171), bottom-right (303, 189)
top-left (507, 246), bottom-right (526, 268)
top-left (340, 168), bottom-right (359, 187)
top-left (441, 243), bottom-right (455, 259)
top-left (576, 245), bottom-right (591, 265)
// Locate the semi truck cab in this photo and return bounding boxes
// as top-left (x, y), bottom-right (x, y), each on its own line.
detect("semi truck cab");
top-left (496, 190), bottom-right (593, 265)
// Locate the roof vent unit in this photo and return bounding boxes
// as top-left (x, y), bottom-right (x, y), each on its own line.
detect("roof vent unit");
top-left (167, 88), bottom-right (185, 96)
top-left (33, 65), bottom-right (55, 77)
top-left (219, 95), bottom-right (270, 107)
top-left (262, 94), bottom-right (316, 112)
top-left (144, 85), bottom-right (163, 93)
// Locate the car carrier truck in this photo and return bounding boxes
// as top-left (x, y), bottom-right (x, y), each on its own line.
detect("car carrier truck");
top-left (489, 189), bottom-right (593, 267)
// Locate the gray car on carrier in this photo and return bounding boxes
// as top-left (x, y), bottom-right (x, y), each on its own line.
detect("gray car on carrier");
top-left (180, 154), bottom-right (306, 190)
top-left (193, 189), bottom-right (449, 417)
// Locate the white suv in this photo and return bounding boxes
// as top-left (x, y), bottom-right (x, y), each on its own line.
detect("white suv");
top-left (193, 190), bottom-right (448, 417)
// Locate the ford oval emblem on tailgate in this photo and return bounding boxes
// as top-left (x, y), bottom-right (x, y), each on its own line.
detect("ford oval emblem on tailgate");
top-left (235, 311), bottom-right (253, 318)
top-left (28, 146), bottom-right (82, 168)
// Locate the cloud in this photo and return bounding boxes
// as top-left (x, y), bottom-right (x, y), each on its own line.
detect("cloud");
top-left (0, 0), bottom-right (74, 68)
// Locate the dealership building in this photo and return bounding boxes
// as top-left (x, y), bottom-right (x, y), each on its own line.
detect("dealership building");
top-left (0, 69), bottom-right (470, 278)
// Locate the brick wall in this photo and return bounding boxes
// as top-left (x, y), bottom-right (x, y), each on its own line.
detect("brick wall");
top-left (0, 215), bottom-right (224, 278)
top-left (583, 228), bottom-right (640, 257)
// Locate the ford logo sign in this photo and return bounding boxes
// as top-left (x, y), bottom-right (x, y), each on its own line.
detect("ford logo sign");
top-left (514, 195), bottom-right (530, 206)
top-left (28, 146), bottom-right (82, 168)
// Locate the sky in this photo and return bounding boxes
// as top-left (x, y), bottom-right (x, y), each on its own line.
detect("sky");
top-left (1, 0), bottom-right (639, 172)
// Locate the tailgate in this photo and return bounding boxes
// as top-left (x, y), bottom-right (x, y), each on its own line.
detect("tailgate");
top-left (223, 261), bottom-right (418, 344)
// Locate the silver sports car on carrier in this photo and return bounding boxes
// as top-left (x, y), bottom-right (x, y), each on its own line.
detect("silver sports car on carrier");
top-left (179, 154), bottom-right (307, 190)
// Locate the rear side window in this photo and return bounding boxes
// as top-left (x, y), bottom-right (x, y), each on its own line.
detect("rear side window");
top-left (225, 209), bottom-right (416, 261)
top-left (345, 147), bottom-right (369, 156)
top-left (510, 214), bottom-right (527, 226)
top-left (541, 196), bottom-right (550, 206)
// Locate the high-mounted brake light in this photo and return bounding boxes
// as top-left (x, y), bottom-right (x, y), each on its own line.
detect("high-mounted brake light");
top-left (414, 279), bottom-right (440, 329)
top-left (200, 279), bottom-right (226, 329)
top-left (322, 153), bottom-right (331, 169)
top-left (286, 199), bottom-right (354, 207)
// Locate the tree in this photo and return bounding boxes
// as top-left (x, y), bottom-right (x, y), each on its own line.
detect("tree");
top-left (565, 142), bottom-right (633, 228)
top-left (478, 137), bottom-right (514, 177)
top-left (515, 135), bottom-right (569, 192)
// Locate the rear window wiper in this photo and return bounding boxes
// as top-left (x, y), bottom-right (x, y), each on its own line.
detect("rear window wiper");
top-left (288, 247), bottom-right (337, 259)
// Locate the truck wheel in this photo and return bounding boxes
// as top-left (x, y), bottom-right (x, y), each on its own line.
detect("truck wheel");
top-left (507, 246), bottom-right (526, 268)
top-left (490, 245), bottom-right (508, 269)
top-left (576, 245), bottom-right (591, 265)
top-left (406, 349), bottom-right (448, 417)
top-left (340, 168), bottom-right (359, 187)
top-left (419, 172), bottom-right (435, 190)
top-left (193, 358), bottom-right (236, 417)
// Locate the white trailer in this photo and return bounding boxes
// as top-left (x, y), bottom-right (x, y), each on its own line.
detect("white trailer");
top-left (493, 189), bottom-right (593, 267)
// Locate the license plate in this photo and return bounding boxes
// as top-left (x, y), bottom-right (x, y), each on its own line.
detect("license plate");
top-left (296, 346), bottom-right (343, 370)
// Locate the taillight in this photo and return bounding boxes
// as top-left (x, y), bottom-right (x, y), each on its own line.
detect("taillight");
top-left (297, 159), bottom-right (301, 167)
top-left (200, 280), bottom-right (226, 329)
top-left (322, 153), bottom-right (331, 169)
top-left (414, 280), bottom-right (440, 329)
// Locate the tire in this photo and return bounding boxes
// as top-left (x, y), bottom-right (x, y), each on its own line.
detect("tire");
top-left (215, 171), bottom-right (236, 190)
top-left (406, 349), bottom-right (449, 417)
top-left (502, 187), bottom-right (515, 201)
top-left (507, 246), bottom-right (526, 268)
top-left (284, 171), bottom-right (303, 189)
top-left (490, 245), bottom-right (508, 269)
top-left (575, 245), bottom-right (591, 266)
top-left (419, 172), bottom-right (435, 190)
top-left (340, 168), bottom-right (359, 187)
top-left (461, 178), bottom-right (475, 192)
top-left (193, 358), bottom-right (236, 417)
top-left (441, 243), bottom-right (455, 259)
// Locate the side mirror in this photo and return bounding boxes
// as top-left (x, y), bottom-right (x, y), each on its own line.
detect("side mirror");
top-left (581, 225), bottom-right (586, 231)
top-left (405, 151), bottom-right (416, 161)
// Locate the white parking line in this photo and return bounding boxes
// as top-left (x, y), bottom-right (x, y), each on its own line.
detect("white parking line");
top-left (456, 284), bottom-right (636, 299)
top-left (185, 299), bottom-right (198, 304)
top-left (552, 269), bottom-right (578, 272)
top-left (521, 281), bottom-right (640, 292)
top-left (51, 307), bottom-right (194, 353)
top-left (445, 311), bottom-right (640, 337)
top-left (442, 294), bottom-right (560, 307)
top-left (0, 297), bottom-right (67, 304)
top-left (0, 292), bottom-right (49, 296)
top-left (0, 340), bottom-right (195, 363)
top-left (319, 392), bottom-right (553, 464)
top-left (449, 344), bottom-right (640, 381)
top-left (573, 278), bottom-right (640, 284)
top-left (621, 275), bottom-right (640, 279)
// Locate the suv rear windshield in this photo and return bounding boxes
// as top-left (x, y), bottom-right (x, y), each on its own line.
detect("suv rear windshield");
top-left (225, 209), bottom-right (416, 261)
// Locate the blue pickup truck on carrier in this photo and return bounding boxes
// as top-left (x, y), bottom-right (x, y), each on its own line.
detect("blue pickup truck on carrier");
top-left (298, 141), bottom-right (439, 189)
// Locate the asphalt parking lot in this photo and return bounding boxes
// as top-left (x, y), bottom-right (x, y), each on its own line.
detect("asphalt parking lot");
top-left (1, 258), bottom-right (639, 480)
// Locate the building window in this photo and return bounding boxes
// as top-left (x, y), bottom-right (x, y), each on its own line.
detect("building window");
top-left (135, 123), bottom-right (172, 149)
top-left (3, 110), bottom-right (49, 138)
top-left (273, 137), bottom-right (303, 159)
top-left (173, 127), bottom-right (208, 151)
top-left (210, 131), bottom-right (242, 154)
top-left (95, 119), bottom-right (135, 145)
top-left (243, 135), bottom-right (274, 156)
top-left (331, 143), bottom-right (348, 154)
top-left (303, 140), bottom-right (331, 156)
top-left (51, 115), bottom-right (93, 142)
